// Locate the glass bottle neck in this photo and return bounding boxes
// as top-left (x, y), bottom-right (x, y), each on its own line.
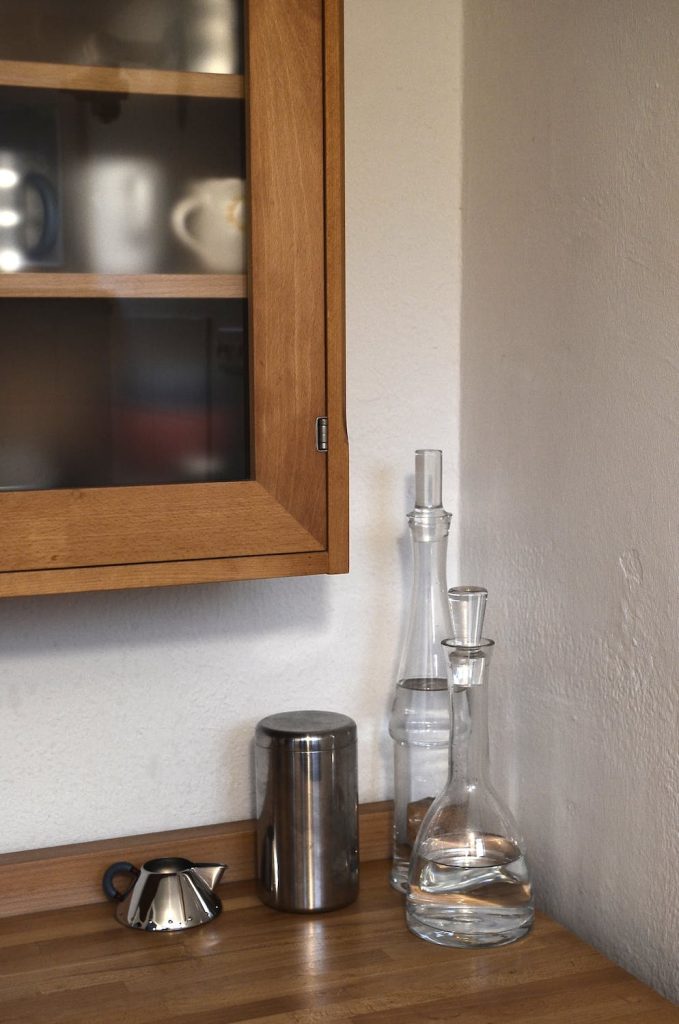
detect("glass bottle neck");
top-left (397, 508), bottom-right (452, 687)
top-left (449, 680), bottom-right (490, 786)
top-left (443, 639), bottom-right (494, 790)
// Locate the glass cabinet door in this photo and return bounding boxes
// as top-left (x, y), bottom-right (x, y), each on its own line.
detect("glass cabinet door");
top-left (0, 1), bottom-right (340, 592)
top-left (0, 1), bottom-right (248, 491)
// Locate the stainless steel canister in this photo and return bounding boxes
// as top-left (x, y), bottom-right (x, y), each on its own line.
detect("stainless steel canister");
top-left (255, 710), bottom-right (358, 912)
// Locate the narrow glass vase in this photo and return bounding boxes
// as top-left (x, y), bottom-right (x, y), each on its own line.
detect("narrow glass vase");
top-left (406, 637), bottom-right (534, 948)
top-left (388, 449), bottom-right (452, 892)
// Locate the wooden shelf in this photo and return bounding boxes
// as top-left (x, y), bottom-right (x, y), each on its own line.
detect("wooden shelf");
top-left (0, 273), bottom-right (247, 299)
top-left (0, 59), bottom-right (244, 99)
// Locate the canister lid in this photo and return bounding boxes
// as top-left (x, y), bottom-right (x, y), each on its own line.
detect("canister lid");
top-left (255, 710), bottom-right (357, 752)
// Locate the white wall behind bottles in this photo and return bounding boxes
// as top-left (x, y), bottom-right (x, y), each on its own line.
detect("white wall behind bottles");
top-left (0, 2), bottom-right (462, 853)
top-left (460, 0), bottom-right (679, 1003)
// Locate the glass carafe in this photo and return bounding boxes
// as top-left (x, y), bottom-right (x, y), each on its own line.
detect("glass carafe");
top-left (406, 633), bottom-right (534, 947)
top-left (388, 449), bottom-right (452, 892)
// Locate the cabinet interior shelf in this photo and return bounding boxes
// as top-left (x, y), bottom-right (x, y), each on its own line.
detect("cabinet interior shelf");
top-left (0, 59), bottom-right (244, 99)
top-left (0, 274), bottom-right (248, 299)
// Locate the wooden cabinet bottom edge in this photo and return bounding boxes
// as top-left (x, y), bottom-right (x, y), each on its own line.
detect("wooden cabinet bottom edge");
top-left (0, 550), bottom-right (333, 598)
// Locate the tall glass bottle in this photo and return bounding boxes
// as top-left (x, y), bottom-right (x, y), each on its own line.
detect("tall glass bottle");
top-left (406, 593), bottom-right (534, 947)
top-left (388, 449), bottom-right (452, 892)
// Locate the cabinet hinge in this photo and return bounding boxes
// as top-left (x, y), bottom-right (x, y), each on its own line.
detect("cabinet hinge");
top-left (316, 416), bottom-right (329, 452)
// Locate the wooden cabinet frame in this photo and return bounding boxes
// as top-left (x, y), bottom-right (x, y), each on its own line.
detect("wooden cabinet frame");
top-left (0, 0), bottom-right (347, 597)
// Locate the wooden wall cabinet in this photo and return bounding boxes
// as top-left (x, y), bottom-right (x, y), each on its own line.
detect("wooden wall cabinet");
top-left (0, 0), bottom-right (347, 598)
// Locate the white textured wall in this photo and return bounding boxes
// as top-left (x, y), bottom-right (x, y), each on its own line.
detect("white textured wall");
top-left (461, 0), bottom-right (679, 1002)
top-left (0, 2), bottom-right (462, 854)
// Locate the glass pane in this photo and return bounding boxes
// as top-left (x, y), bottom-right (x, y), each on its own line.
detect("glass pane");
top-left (0, 1), bottom-right (243, 74)
top-left (0, 87), bottom-right (245, 274)
top-left (0, 299), bottom-right (249, 490)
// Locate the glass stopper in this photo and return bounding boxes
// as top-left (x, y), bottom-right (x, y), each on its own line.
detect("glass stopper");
top-left (448, 585), bottom-right (487, 645)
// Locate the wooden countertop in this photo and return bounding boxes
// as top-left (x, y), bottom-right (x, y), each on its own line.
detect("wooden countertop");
top-left (1, 860), bottom-right (677, 1023)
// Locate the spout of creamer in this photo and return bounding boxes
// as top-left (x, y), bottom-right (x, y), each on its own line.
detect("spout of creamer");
top-left (191, 863), bottom-right (227, 892)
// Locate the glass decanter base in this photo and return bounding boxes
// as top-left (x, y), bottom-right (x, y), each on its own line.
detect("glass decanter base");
top-left (405, 904), bottom-right (534, 948)
top-left (406, 833), bottom-right (534, 948)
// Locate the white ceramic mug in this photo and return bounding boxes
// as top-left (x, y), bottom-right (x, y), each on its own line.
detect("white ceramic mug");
top-left (171, 178), bottom-right (246, 273)
top-left (78, 155), bottom-right (167, 274)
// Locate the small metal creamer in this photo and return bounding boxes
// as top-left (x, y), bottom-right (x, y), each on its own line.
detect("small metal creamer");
top-left (102, 856), bottom-right (226, 931)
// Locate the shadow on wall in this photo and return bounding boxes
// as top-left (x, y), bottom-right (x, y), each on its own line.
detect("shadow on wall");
top-left (0, 574), bottom-right (332, 659)
top-left (0, 463), bottom-right (423, 664)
